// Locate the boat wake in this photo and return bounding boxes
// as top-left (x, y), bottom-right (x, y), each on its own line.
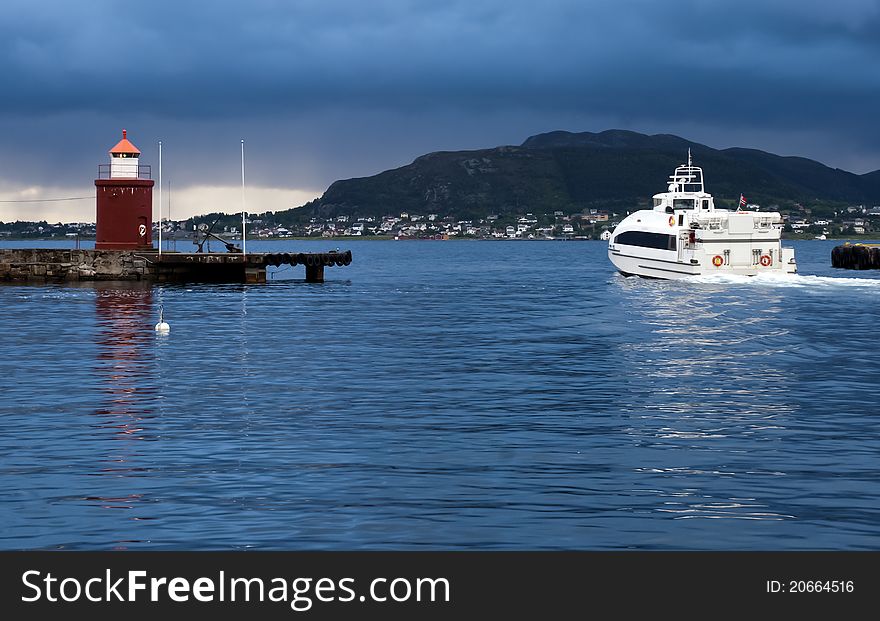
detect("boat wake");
top-left (686, 272), bottom-right (880, 290)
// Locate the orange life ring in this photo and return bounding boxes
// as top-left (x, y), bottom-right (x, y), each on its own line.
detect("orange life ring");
top-left (712, 255), bottom-right (724, 267)
top-left (668, 216), bottom-right (675, 227)
top-left (760, 254), bottom-right (772, 267)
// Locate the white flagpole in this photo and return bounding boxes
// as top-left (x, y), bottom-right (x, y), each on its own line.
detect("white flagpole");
top-left (168, 179), bottom-right (172, 251)
top-left (158, 141), bottom-right (163, 255)
top-left (241, 139), bottom-right (247, 256)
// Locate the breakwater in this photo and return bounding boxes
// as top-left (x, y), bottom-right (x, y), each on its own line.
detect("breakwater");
top-left (831, 243), bottom-right (880, 270)
top-left (0, 248), bottom-right (352, 283)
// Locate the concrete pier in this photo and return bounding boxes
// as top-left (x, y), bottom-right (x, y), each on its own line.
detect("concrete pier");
top-left (0, 248), bottom-right (352, 283)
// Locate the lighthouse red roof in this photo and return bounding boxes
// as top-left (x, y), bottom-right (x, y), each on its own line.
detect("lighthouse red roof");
top-left (109, 129), bottom-right (141, 155)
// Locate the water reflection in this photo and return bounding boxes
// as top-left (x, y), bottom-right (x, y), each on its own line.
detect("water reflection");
top-left (89, 283), bottom-right (159, 530)
top-left (94, 283), bottom-right (157, 427)
top-left (614, 275), bottom-right (796, 417)
top-left (611, 275), bottom-right (800, 522)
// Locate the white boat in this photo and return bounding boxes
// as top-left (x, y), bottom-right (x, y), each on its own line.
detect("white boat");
top-left (608, 151), bottom-right (797, 279)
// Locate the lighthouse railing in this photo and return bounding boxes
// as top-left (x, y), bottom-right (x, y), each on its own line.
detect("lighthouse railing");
top-left (97, 164), bottom-right (152, 180)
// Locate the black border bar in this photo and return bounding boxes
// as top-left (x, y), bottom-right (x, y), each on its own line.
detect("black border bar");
top-left (1, 552), bottom-right (876, 619)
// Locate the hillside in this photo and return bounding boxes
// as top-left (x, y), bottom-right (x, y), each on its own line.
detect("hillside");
top-left (270, 129), bottom-right (880, 225)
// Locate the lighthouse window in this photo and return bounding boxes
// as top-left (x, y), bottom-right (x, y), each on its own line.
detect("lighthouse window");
top-left (614, 231), bottom-right (677, 251)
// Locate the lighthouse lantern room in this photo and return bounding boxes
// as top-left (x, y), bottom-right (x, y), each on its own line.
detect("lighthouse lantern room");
top-left (109, 129), bottom-right (140, 178)
top-left (95, 130), bottom-right (155, 250)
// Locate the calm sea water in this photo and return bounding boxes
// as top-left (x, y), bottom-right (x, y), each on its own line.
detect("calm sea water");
top-left (1, 239), bottom-right (878, 550)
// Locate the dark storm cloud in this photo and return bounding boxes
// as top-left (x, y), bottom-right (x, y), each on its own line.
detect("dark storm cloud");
top-left (1, 0), bottom-right (879, 195)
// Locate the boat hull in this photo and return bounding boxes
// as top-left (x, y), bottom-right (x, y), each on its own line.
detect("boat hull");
top-left (608, 248), bottom-right (700, 279)
top-left (608, 247), bottom-right (797, 280)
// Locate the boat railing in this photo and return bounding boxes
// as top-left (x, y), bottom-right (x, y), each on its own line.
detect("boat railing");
top-left (754, 215), bottom-right (778, 229)
top-left (697, 215), bottom-right (726, 230)
top-left (669, 165), bottom-right (705, 193)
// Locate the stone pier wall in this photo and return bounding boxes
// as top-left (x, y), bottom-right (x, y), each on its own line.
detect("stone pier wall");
top-left (0, 249), bottom-right (150, 281)
top-left (0, 248), bottom-right (344, 282)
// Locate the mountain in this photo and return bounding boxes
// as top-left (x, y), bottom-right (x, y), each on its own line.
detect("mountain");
top-left (273, 129), bottom-right (880, 224)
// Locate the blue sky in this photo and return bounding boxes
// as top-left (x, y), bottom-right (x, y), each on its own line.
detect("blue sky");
top-left (1, 0), bottom-right (879, 221)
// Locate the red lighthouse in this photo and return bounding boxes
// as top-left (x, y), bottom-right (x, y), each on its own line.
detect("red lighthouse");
top-left (95, 130), bottom-right (154, 250)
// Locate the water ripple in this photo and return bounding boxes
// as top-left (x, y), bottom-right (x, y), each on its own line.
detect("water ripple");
top-left (0, 239), bottom-right (878, 549)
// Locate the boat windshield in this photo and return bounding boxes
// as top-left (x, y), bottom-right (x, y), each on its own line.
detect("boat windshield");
top-left (673, 198), bottom-right (695, 210)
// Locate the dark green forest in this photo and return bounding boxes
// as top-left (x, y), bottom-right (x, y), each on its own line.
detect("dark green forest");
top-left (264, 129), bottom-right (880, 225)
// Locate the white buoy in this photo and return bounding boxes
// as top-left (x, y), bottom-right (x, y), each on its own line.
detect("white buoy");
top-left (155, 305), bottom-right (170, 333)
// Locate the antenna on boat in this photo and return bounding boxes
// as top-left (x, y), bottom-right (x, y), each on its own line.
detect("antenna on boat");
top-left (687, 148), bottom-right (692, 167)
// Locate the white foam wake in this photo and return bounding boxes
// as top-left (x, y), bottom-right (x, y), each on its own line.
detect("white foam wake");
top-left (686, 272), bottom-right (880, 289)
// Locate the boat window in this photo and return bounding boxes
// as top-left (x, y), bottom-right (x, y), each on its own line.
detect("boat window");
top-left (702, 199), bottom-right (710, 210)
top-left (653, 198), bottom-right (664, 208)
top-left (614, 231), bottom-right (677, 251)
top-left (673, 199), bottom-right (695, 210)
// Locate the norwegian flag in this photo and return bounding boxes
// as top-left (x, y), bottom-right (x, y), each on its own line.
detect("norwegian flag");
top-left (738, 194), bottom-right (747, 211)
